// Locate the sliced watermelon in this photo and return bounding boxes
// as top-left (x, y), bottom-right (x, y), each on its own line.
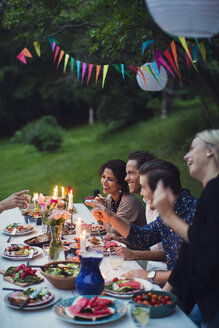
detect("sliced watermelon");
top-left (105, 241), bottom-right (119, 249)
top-left (118, 280), bottom-right (142, 289)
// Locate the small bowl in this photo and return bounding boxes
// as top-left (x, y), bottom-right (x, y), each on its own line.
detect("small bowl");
top-left (132, 290), bottom-right (177, 318)
top-left (40, 260), bottom-right (80, 290)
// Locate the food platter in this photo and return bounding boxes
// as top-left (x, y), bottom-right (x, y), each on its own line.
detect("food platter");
top-left (53, 295), bottom-right (127, 325)
top-left (3, 223), bottom-right (35, 236)
top-left (24, 233), bottom-right (51, 247)
top-left (4, 290), bottom-right (61, 311)
top-left (104, 278), bottom-right (152, 298)
top-left (2, 246), bottom-right (43, 260)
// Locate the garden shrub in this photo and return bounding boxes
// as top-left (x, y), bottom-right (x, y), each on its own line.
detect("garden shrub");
top-left (11, 115), bottom-right (63, 151)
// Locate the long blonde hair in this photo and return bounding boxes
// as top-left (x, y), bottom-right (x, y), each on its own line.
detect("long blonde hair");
top-left (197, 129), bottom-right (219, 167)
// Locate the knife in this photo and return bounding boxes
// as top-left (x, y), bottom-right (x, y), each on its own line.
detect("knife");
top-left (7, 228), bottom-right (17, 243)
top-left (26, 249), bottom-right (34, 267)
top-left (2, 287), bottom-right (24, 291)
top-left (19, 287), bottom-right (43, 310)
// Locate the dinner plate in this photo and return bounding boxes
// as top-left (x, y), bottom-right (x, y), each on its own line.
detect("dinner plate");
top-left (104, 278), bottom-right (152, 298)
top-left (53, 295), bottom-right (127, 325)
top-left (2, 246), bottom-right (43, 260)
top-left (4, 291), bottom-right (61, 311)
top-left (3, 225), bottom-right (35, 236)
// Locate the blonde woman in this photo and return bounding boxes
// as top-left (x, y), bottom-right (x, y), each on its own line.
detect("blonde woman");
top-left (153, 129), bottom-right (219, 328)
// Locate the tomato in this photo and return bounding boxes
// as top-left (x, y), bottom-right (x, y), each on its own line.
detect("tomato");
top-left (112, 277), bottom-right (119, 282)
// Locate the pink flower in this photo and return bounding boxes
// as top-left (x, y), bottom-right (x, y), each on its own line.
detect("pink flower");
top-left (40, 203), bottom-right (47, 213)
top-left (50, 209), bottom-right (70, 220)
top-left (37, 193), bottom-right (45, 205)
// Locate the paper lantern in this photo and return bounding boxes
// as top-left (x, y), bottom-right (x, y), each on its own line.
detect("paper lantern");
top-left (136, 63), bottom-right (168, 92)
top-left (145, 0), bottom-right (219, 38)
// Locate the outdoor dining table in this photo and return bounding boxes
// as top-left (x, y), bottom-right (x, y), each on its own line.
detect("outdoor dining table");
top-left (0, 204), bottom-right (197, 328)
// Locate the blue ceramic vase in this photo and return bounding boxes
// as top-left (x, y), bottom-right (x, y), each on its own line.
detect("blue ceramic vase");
top-left (75, 252), bottom-right (104, 295)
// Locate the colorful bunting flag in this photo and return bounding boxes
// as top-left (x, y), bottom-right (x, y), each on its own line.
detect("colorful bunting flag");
top-left (76, 60), bottom-right (81, 80)
top-left (137, 66), bottom-right (147, 92)
top-left (96, 65), bottom-right (101, 85)
top-left (102, 65), bottom-right (109, 88)
top-left (178, 37), bottom-right (198, 71)
top-left (142, 40), bottom-right (155, 56)
top-left (152, 61), bottom-right (164, 84)
top-left (87, 64), bottom-right (93, 85)
top-left (154, 50), bottom-right (162, 72)
top-left (170, 40), bottom-right (182, 85)
top-left (53, 46), bottom-right (60, 63)
top-left (192, 45), bottom-right (198, 64)
top-left (48, 36), bottom-right (60, 49)
top-left (199, 41), bottom-right (207, 62)
top-left (113, 64), bottom-right (131, 79)
top-left (17, 48), bottom-right (32, 64)
top-left (64, 54), bottom-right (70, 72)
top-left (147, 64), bottom-right (161, 85)
top-left (71, 57), bottom-right (74, 75)
top-left (33, 41), bottom-right (40, 57)
top-left (81, 62), bottom-right (87, 84)
top-left (158, 56), bottom-right (176, 80)
top-left (57, 50), bottom-right (64, 68)
top-left (52, 41), bottom-right (56, 52)
top-left (17, 53), bottom-right (27, 64)
top-left (120, 64), bottom-right (125, 80)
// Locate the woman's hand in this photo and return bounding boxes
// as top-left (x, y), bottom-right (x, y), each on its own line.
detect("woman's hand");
top-left (94, 194), bottom-right (106, 206)
top-left (0, 190), bottom-right (30, 213)
top-left (91, 204), bottom-right (112, 223)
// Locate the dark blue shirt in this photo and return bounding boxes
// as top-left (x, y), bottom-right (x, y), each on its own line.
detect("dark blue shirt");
top-left (126, 189), bottom-right (198, 269)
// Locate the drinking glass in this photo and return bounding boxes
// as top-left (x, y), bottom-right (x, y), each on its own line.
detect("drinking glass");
top-left (130, 303), bottom-right (151, 327)
top-left (109, 252), bottom-right (124, 270)
top-left (27, 216), bottom-right (37, 228)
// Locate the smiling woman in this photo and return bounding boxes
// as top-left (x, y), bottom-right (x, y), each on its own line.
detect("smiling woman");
top-left (153, 129), bottom-right (219, 327)
top-left (94, 159), bottom-right (146, 239)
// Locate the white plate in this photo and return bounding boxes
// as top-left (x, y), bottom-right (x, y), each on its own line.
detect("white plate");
top-left (2, 246), bottom-right (43, 260)
top-left (4, 291), bottom-right (61, 311)
top-left (104, 278), bottom-right (152, 298)
top-left (3, 225), bottom-right (35, 236)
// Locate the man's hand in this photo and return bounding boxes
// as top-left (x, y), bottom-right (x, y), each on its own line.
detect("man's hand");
top-left (0, 190), bottom-right (30, 213)
top-left (121, 269), bottom-right (148, 280)
top-left (115, 247), bottom-right (135, 260)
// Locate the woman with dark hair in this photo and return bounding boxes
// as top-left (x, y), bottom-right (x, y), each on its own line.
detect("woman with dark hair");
top-left (94, 159), bottom-right (146, 238)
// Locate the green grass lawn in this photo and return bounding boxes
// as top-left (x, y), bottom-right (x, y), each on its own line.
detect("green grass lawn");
top-left (0, 98), bottom-right (218, 202)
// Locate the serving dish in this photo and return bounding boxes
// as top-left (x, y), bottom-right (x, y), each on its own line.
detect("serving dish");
top-left (104, 278), bottom-right (152, 298)
top-left (53, 295), bottom-right (127, 325)
top-left (40, 260), bottom-right (80, 290)
top-left (132, 290), bottom-right (177, 318)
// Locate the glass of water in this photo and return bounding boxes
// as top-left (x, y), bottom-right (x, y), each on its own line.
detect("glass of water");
top-left (130, 303), bottom-right (151, 327)
top-left (109, 251), bottom-right (124, 270)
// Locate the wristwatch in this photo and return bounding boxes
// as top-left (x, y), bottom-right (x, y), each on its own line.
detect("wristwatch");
top-left (148, 270), bottom-right (156, 284)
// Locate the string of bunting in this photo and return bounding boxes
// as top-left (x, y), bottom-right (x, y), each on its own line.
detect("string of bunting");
top-left (16, 36), bottom-right (211, 90)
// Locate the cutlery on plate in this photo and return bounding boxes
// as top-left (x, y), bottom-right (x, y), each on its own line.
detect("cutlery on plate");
top-left (26, 249), bottom-right (34, 267)
top-left (7, 228), bottom-right (17, 243)
top-left (2, 287), bottom-right (24, 291)
top-left (18, 287), bottom-right (43, 310)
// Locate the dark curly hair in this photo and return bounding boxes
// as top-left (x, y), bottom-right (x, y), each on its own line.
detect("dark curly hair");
top-left (98, 159), bottom-right (129, 194)
top-left (128, 151), bottom-right (156, 169)
top-left (139, 159), bottom-right (182, 195)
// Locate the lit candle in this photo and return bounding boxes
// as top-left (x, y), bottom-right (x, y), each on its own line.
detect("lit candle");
top-left (32, 193), bottom-right (38, 205)
top-left (61, 187), bottom-right (65, 198)
top-left (76, 217), bottom-right (82, 237)
top-left (80, 230), bottom-right (86, 254)
top-left (53, 186), bottom-right (58, 200)
top-left (68, 190), bottom-right (73, 211)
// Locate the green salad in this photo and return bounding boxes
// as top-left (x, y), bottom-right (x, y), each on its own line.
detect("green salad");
top-left (44, 263), bottom-right (80, 277)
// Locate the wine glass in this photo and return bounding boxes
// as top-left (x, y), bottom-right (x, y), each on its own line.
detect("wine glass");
top-left (130, 303), bottom-right (151, 327)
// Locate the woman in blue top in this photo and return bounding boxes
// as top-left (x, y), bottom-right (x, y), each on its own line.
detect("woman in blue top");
top-left (153, 130), bottom-right (219, 328)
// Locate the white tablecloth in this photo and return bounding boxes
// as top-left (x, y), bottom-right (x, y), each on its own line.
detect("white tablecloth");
top-left (0, 205), bottom-right (197, 328)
